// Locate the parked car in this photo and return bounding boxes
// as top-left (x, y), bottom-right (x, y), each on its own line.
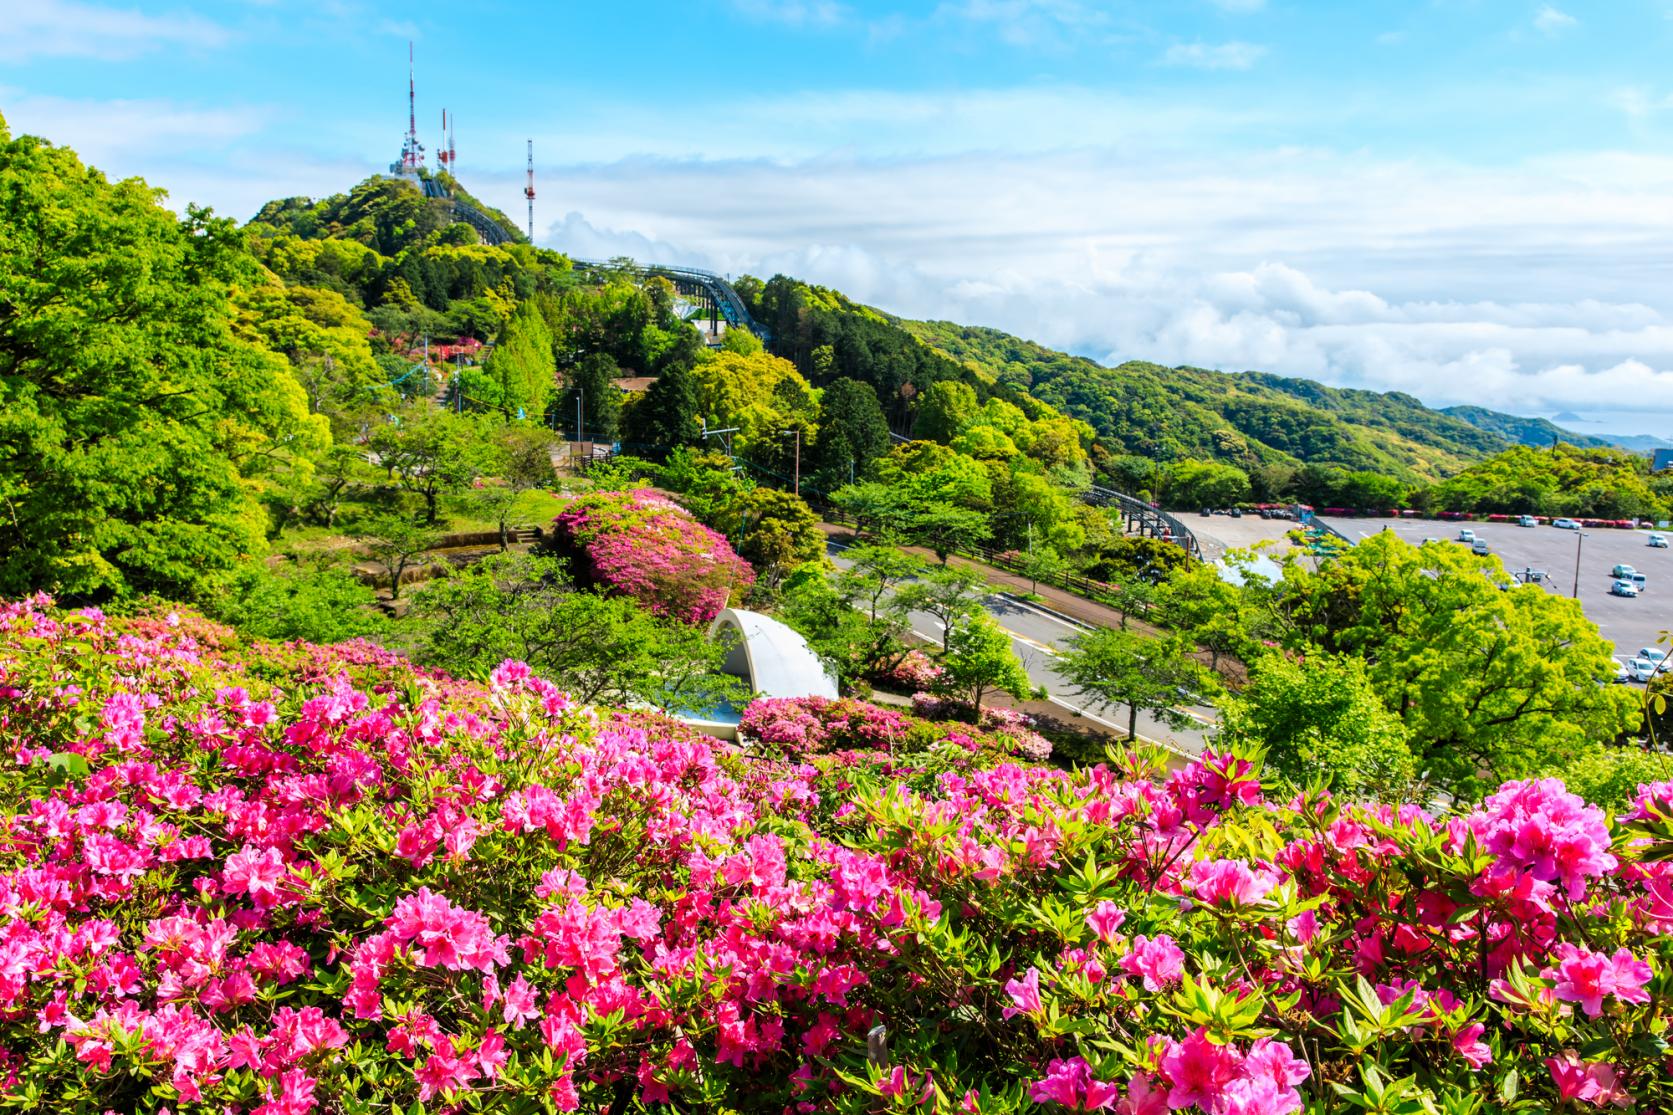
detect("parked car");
top-left (1471, 540), bottom-right (1491, 556)
top-left (1629, 572), bottom-right (1648, 591)
top-left (1518, 515), bottom-right (1538, 527)
top-left (1649, 533), bottom-right (1668, 548)
top-left (1612, 564), bottom-right (1639, 579)
top-left (1457, 529), bottom-right (1476, 543)
top-left (1520, 568), bottom-right (1547, 584)
top-left (1228, 508), bottom-right (1243, 518)
top-left (1638, 647), bottom-right (1668, 665)
top-left (1611, 579), bottom-right (1640, 598)
top-left (1626, 657), bottom-right (1661, 682)
top-left (1552, 518), bottom-right (1581, 530)
top-left (1613, 658), bottom-right (1632, 684)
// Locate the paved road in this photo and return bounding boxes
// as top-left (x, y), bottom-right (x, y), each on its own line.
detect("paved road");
top-left (827, 540), bottom-right (1214, 756)
top-left (1319, 516), bottom-right (1672, 661)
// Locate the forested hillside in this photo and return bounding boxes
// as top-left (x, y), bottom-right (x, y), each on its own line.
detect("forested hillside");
top-left (903, 320), bottom-right (1506, 482)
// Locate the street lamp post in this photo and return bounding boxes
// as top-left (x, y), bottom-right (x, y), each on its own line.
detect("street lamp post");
top-left (1572, 530), bottom-right (1587, 599)
top-left (781, 428), bottom-right (801, 496)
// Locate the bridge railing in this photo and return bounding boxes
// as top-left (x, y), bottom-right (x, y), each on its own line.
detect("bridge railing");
top-left (1085, 484), bottom-right (1202, 561)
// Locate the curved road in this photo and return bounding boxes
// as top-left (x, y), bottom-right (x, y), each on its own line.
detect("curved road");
top-left (826, 540), bottom-right (1214, 756)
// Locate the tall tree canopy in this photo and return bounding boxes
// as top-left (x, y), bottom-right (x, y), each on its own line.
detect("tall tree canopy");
top-left (0, 115), bottom-right (326, 600)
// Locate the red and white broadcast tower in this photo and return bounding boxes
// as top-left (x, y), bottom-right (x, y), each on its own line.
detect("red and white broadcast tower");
top-left (437, 110), bottom-right (456, 176)
top-left (524, 139), bottom-right (536, 241)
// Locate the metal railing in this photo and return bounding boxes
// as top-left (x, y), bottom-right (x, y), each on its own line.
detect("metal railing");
top-left (1084, 485), bottom-right (1202, 560)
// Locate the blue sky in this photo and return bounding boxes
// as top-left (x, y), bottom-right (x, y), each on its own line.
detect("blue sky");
top-left (8, 0), bottom-right (1673, 431)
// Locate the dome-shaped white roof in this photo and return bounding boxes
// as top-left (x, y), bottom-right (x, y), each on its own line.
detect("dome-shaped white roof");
top-left (709, 608), bottom-right (838, 700)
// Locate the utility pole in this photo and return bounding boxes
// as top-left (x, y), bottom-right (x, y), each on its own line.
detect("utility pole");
top-left (1572, 530), bottom-right (1586, 598)
top-left (782, 428), bottom-right (801, 495)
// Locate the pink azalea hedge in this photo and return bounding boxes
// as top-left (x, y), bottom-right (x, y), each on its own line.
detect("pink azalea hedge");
top-left (549, 488), bottom-right (753, 625)
top-left (0, 596), bottom-right (1671, 1112)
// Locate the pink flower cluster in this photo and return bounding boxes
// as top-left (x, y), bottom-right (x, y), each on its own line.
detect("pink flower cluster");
top-left (550, 489), bottom-right (753, 625)
top-left (0, 596), bottom-right (1668, 1113)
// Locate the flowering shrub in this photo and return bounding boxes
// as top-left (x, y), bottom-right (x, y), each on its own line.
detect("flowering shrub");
top-left (881, 649), bottom-right (946, 691)
top-left (911, 693), bottom-right (1055, 762)
top-left (739, 695), bottom-right (1052, 764)
top-left (1, 596), bottom-right (1671, 1112)
top-left (548, 488), bottom-right (753, 624)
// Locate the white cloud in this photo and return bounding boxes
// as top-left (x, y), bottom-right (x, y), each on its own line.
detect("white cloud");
top-left (0, 0), bottom-right (230, 62)
top-left (731, 0), bottom-right (848, 27)
top-left (1534, 5), bottom-right (1577, 37)
top-left (1161, 41), bottom-right (1266, 70)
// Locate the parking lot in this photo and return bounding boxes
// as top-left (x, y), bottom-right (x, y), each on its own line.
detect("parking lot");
top-left (1317, 516), bottom-right (1670, 660)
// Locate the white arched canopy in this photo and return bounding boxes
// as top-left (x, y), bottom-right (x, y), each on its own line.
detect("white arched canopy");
top-left (709, 608), bottom-right (839, 701)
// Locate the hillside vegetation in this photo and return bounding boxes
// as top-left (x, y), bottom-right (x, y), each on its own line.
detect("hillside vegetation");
top-left (903, 320), bottom-right (1505, 483)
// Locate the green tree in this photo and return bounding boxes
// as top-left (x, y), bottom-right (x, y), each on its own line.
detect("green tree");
top-left (413, 552), bottom-right (743, 711)
top-left (1057, 628), bottom-right (1216, 741)
top-left (368, 407), bottom-right (482, 525)
top-left (484, 299), bottom-right (557, 420)
top-left (813, 378), bottom-right (891, 487)
top-left (779, 568), bottom-right (915, 693)
top-left (0, 117), bottom-right (328, 599)
top-left (353, 514), bottom-right (440, 601)
top-left (1158, 563), bottom-right (1253, 670)
top-left (1164, 460), bottom-right (1252, 511)
top-left (897, 564), bottom-right (991, 653)
top-left (1273, 531), bottom-right (1641, 796)
top-left (903, 504), bottom-right (992, 565)
top-left (1019, 545), bottom-right (1065, 595)
top-left (913, 380), bottom-right (979, 444)
top-left (1218, 653), bottom-right (1417, 798)
top-left (935, 612), bottom-right (1035, 712)
top-left (562, 352), bottom-right (622, 442)
top-left (626, 362), bottom-right (700, 449)
top-left (733, 488), bottom-right (824, 588)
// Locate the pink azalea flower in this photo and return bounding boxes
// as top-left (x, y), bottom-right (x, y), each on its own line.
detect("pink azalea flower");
top-left (1162, 1029), bottom-right (1244, 1110)
top-left (1120, 935), bottom-right (1186, 992)
top-left (1002, 966), bottom-right (1043, 1019)
top-left (1085, 901), bottom-right (1126, 944)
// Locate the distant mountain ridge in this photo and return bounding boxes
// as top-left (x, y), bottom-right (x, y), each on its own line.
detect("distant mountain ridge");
top-left (1440, 406), bottom-right (1671, 454)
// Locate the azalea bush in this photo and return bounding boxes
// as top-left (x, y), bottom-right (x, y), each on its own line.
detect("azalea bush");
top-left (738, 695), bottom-right (1049, 764)
top-left (547, 488), bottom-right (753, 625)
top-left (0, 596), bottom-right (1670, 1113)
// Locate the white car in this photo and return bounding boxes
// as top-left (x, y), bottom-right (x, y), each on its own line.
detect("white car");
top-left (1518, 515), bottom-right (1538, 527)
top-left (1626, 657), bottom-right (1662, 683)
top-left (1637, 647), bottom-right (1667, 666)
top-left (1611, 579), bottom-right (1639, 598)
top-left (1648, 533), bottom-right (1668, 548)
top-left (1552, 518), bottom-right (1581, 530)
top-left (1613, 659), bottom-right (1632, 684)
top-left (1457, 529), bottom-right (1476, 543)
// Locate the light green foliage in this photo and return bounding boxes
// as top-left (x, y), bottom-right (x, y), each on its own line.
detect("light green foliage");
top-left (351, 514), bottom-right (441, 601)
top-left (914, 380), bottom-right (980, 444)
top-left (1164, 459), bottom-right (1252, 510)
top-left (0, 119), bottom-right (328, 600)
top-left (1415, 443), bottom-right (1672, 521)
top-left (935, 612), bottom-right (1035, 711)
top-left (233, 283), bottom-right (387, 429)
top-left (367, 406), bottom-right (484, 525)
top-left (413, 551), bottom-right (744, 710)
top-left (484, 299), bottom-right (556, 420)
top-left (692, 349), bottom-right (818, 461)
top-left (1018, 545), bottom-right (1065, 594)
top-left (1276, 532), bottom-right (1642, 796)
top-left (731, 488), bottom-right (824, 588)
top-left (896, 563), bottom-right (991, 652)
top-left (1560, 746), bottom-right (1673, 809)
top-left (1219, 653), bottom-right (1417, 798)
top-left (1056, 627), bottom-right (1218, 741)
top-left (779, 554), bottom-right (919, 693)
top-left (718, 326), bottom-right (764, 355)
top-left (204, 561), bottom-right (387, 645)
top-left (1158, 563), bottom-right (1258, 669)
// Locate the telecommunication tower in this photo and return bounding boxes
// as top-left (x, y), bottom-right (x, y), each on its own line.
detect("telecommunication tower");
top-left (391, 42), bottom-right (426, 175)
top-left (524, 139), bottom-right (536, 241)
